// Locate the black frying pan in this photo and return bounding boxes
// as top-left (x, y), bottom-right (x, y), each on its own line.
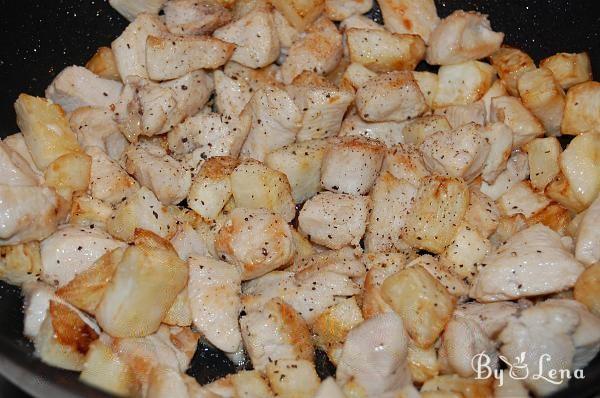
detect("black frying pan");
top-left (0, 0), bottom-right (598, 397)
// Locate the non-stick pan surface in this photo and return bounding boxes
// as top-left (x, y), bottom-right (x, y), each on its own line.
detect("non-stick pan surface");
top-left (0, 0), bottom-right (598, 397)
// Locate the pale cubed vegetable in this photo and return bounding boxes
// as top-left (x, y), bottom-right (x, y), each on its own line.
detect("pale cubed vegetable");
top-left (95, 230), bottom-right (188, 338)
top-left (266, 359), bottom-right (321, 398)
top-left (44, 152), bottom-right (91, 201)
top-left (402, 176), bottom-right (469, 254)
top-left (79, 339), bottom-right (134, 397)
top-left (265, 139), bottom-right (329, 204)
top-left (215, 207), bottom-right (296, 280)
top-left (346, 28), bottom-right (425, 72)
top-left (540, 52), bottom-right (592, 90)
top-left (298, 191), bottom-right (370, 249)
top-left (433, 61), bottom-right (496, 108)
top-left (517, 67), bottom-right (565, 136)
top-left (230, 160), bottom-right (296, 222)
top-left (489, 46), bottom-right (536, 96)
top-left (85, 46), bottom-right (120, 81)
top-left (0, 241), bottom-right (42, 286)
top-left (187, 156), bottom-right (239, 220)
top-left (559, 132), bottom-right (600, 209)
top-left (145, 35), bottom-right (235, 80)
top-left (270, 0), bottom-right (325, 31)
top-left (364, 172), bottom-right (417, 253)
top-left (561, 81), bottom-right (600, 135)
top-left (524, 137), bottom-right (561, 191)
top-left (320, 136), bottom-right (385, 195)
top-left (442, 223), bottom-right (490, 284)
top-left (56, 248), bottom-right (125, 315)
top-left (381, 265), bottom-right (456, 348)
top-left (490, 95), bottom-right (544, 149)
top-left (107, 187), bottom-right (177, 242)
top-left (402, 115), bottom-right (451, 146)
top-left (14, 94), bottom-right (81, 170)
top-left (574, 263), bottom-right (600, 317)
top-left (497, 181), bottom-right (551, 218)
top-left (355, 71), bottom-right (428, 122)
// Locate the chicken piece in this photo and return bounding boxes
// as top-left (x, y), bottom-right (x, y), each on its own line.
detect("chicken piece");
top-left (188, 255), bottom-right (242, 353)
top-left (0, 185), bottom-right (59, 245)
top-left (187, 156), bottom-right (238, 220)
top-left (112, 325), bottom-right (197, 393)
top-left (109, 0), bottom-right (166, 21)
top-left (320, 136), bottom-right (385, 195)
top-left (338, 113), bottom-right (408, 147)
top-left (346, 28), bottom-right (426, 73)
top-left (481, 79), bottom-right (508, 123)
top-left (124, 140), bottom-right (192, 205)
top-left (402, 176), bottom-right (469, 254)
top-left (498, 300), bottom-right (585, 395)
top-left (0, 141), bottom-right (38, 186)
top-left (70, 107), bottom-right (128, 161)
top-left (97, 231), bottom-right (188, 338)
top-left (518, 67), bottom-right (566, 136)
top-left (146, 367), bottom-right (190, 398)
top-left (561, 81), bottom-right (600, 135)
top-left (161, 69), bottom-right (215, 127)
top-left (559, 132), bottom-right (600, 210)
top-left (229, 160), bottom-right (296, 221)
top-left (313, 377), bottom-right (345, 398)
top-left (290, 247), bottom-right (366, 278)
top-left (86, 146), bottom-right (139, 205)
top-left (273, 9), bottom-right (300, 50)
top-left (471, 224), bottom-right (585, 302)
top-left (540, 52), bottom-right (593, 90)
top-left (524, 136), bottom-right (561, 191)
top-left (264, 138), bottom-right (328, 203)
top-left (480, 151), bottom-right (529, 201)
top-left (489, 47), bottom-right (536, 96)
top-left (480, 122), bottom-right (512, 184)
top-left (378, 0), bottom-right (439, 44)
top-left (169, 223), bottom-right (210, 262)
top-left (146, 35), bottom-right (234, 80)
top-left (356, 71), bottom-right (428, 122)
top-left (164, 0), bottom-right (232, 35)
top-left (269, 0), bottom-right (324, 32)
top-left (464, 189), bottom-right (500, 238)
top-left (240, 298), bottom-right (314, 371)
top-left (280, 17), bottom-right (343, 84)
top-left (420, 122), bottom-right (490, 182)
top-left (362, 254), bottom-right (405, 319)
top-left (340, 13), bottom-right (384, 31)
top-left (85, 46), bottom-right (121, 81)
top-left (168, 112), bottom-right (250, 162)
top-left (215, 207), bottom-right (295, 280)
top-left (3, 133), bottom-right (42, 178)
top-left (325, 0), bottom-right (372, 21)
top-left (414, 254), bottom-right (469, 297)
top-left (298, 191), bottom-right (370, 249)
top-left (224, 61), bottom-right (280, 92)
top-left (286, 74), bottom-right (354, 141)
top-left (214, 70), bottom-right (253, 118)
top-left (107, 187), bottom-right (177, 242)
top-left (401, 115), bottom-right (451, 146)
top-left (336, 312), bottom-right (411, 397)
top-left (0, 241), bottom-right (42, 287)
top-left (497, 181), bottom-right (551, 218)
top-left (381, 144), bottom-right (430, 187)
top-left (40, 225), bottom-right (125, 287)
top-left (433, 61), bottom-right (495, 108)
top-left (266, 359), bottom-right (321, 398)
top-left (111, 13), bottom-right (168, 80)
top-left (420, 375), bottom-right (494, 397)
top-left (490, 96), bottom-right (544, 149)
top-left (45, 66), bottom-right (122, 113)
top-left (426, 11), bottom-right (503, 65)
top-left (433, 101), bottom-right (485, 129)
top-left (22, 281), bottom-right (54, 338)
top-left (214, 7), bottom-right (280, 68)
top-left (576, 195), bottom-right (600, 266)
top-left (442, 222), bottom-right (490, 284)
top-left (341, 63), bottom-right (378, 90)
top-left (240, 86), bottom-right (302, 161)
top-left (365, 172), bottom-right (416, 253)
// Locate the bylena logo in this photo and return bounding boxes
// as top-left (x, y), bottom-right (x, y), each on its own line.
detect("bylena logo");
top-left (471, 351), bottom-right (585, 387)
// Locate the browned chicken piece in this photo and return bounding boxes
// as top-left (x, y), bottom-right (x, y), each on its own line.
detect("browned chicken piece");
top-left (378, 0), bottom-right (440, 44)
top-left (163, 0), bottom-right (232, 35)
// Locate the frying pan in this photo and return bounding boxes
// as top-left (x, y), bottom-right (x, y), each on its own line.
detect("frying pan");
top-left (0, 0), bottom-right (598, 397)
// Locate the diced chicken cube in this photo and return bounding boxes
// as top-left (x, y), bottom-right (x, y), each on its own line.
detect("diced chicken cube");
top-left (497, 181), bottom-right (551, 218)
top-left (378, 0), bottom-right (440, 44)
top-left (490, 96), bottom-right (544, 149)
top-left (540, 52), bottom-right (593, 90)
top-left (187, 156), bottom-right (238, 220)
top-left (426, 11), bottom-right (503, 65)
top-left (266, 359), bottom-right (320, 398)
top-left (464, 189), bottom-right (500, 238)
top-left (518, 67), bottom-right (566, 136)
top-left (442, 222), bottom-right (491, 284)
top-left (480, 122), bottom-right (512, 184)
top-left (70, 107), bottom-right (128, 161)
top-left (433, 101), bottom-right (486, 129)
top-left (470, 224), bottom-right (585, 302)
top-left (559, 132), bottom-right (600, 208)
top-left (489, 46), bottom-right (536, 96)
top-left (524, 136), bottom-right (561, 191)
top-left (214, 70), bottom-right (253, 117)
top-left (575, 195), bottom-right (600, 266)
top-left (355, 71), bottom-right (428, 122)
top-left (163, 0), bottom-right (232, 35)
top-left (381, 144), bottom-right (430, 187)
top-left (480, 151), bottom-right (529, 201)
top-left (86, 146), bottom-right (139, 205)
top-left (561, 81), bottom-right (600, 135)
top-left (433, 61), bottom-right (495, 108)
top-left (109, 0), bottom-right (166, 22)
top-left (298, 191), bottom-right (370, 249)
top-left (338, 113), bottom-right (408, 147)
top-left (215, 207), bottom-right (295, 280)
